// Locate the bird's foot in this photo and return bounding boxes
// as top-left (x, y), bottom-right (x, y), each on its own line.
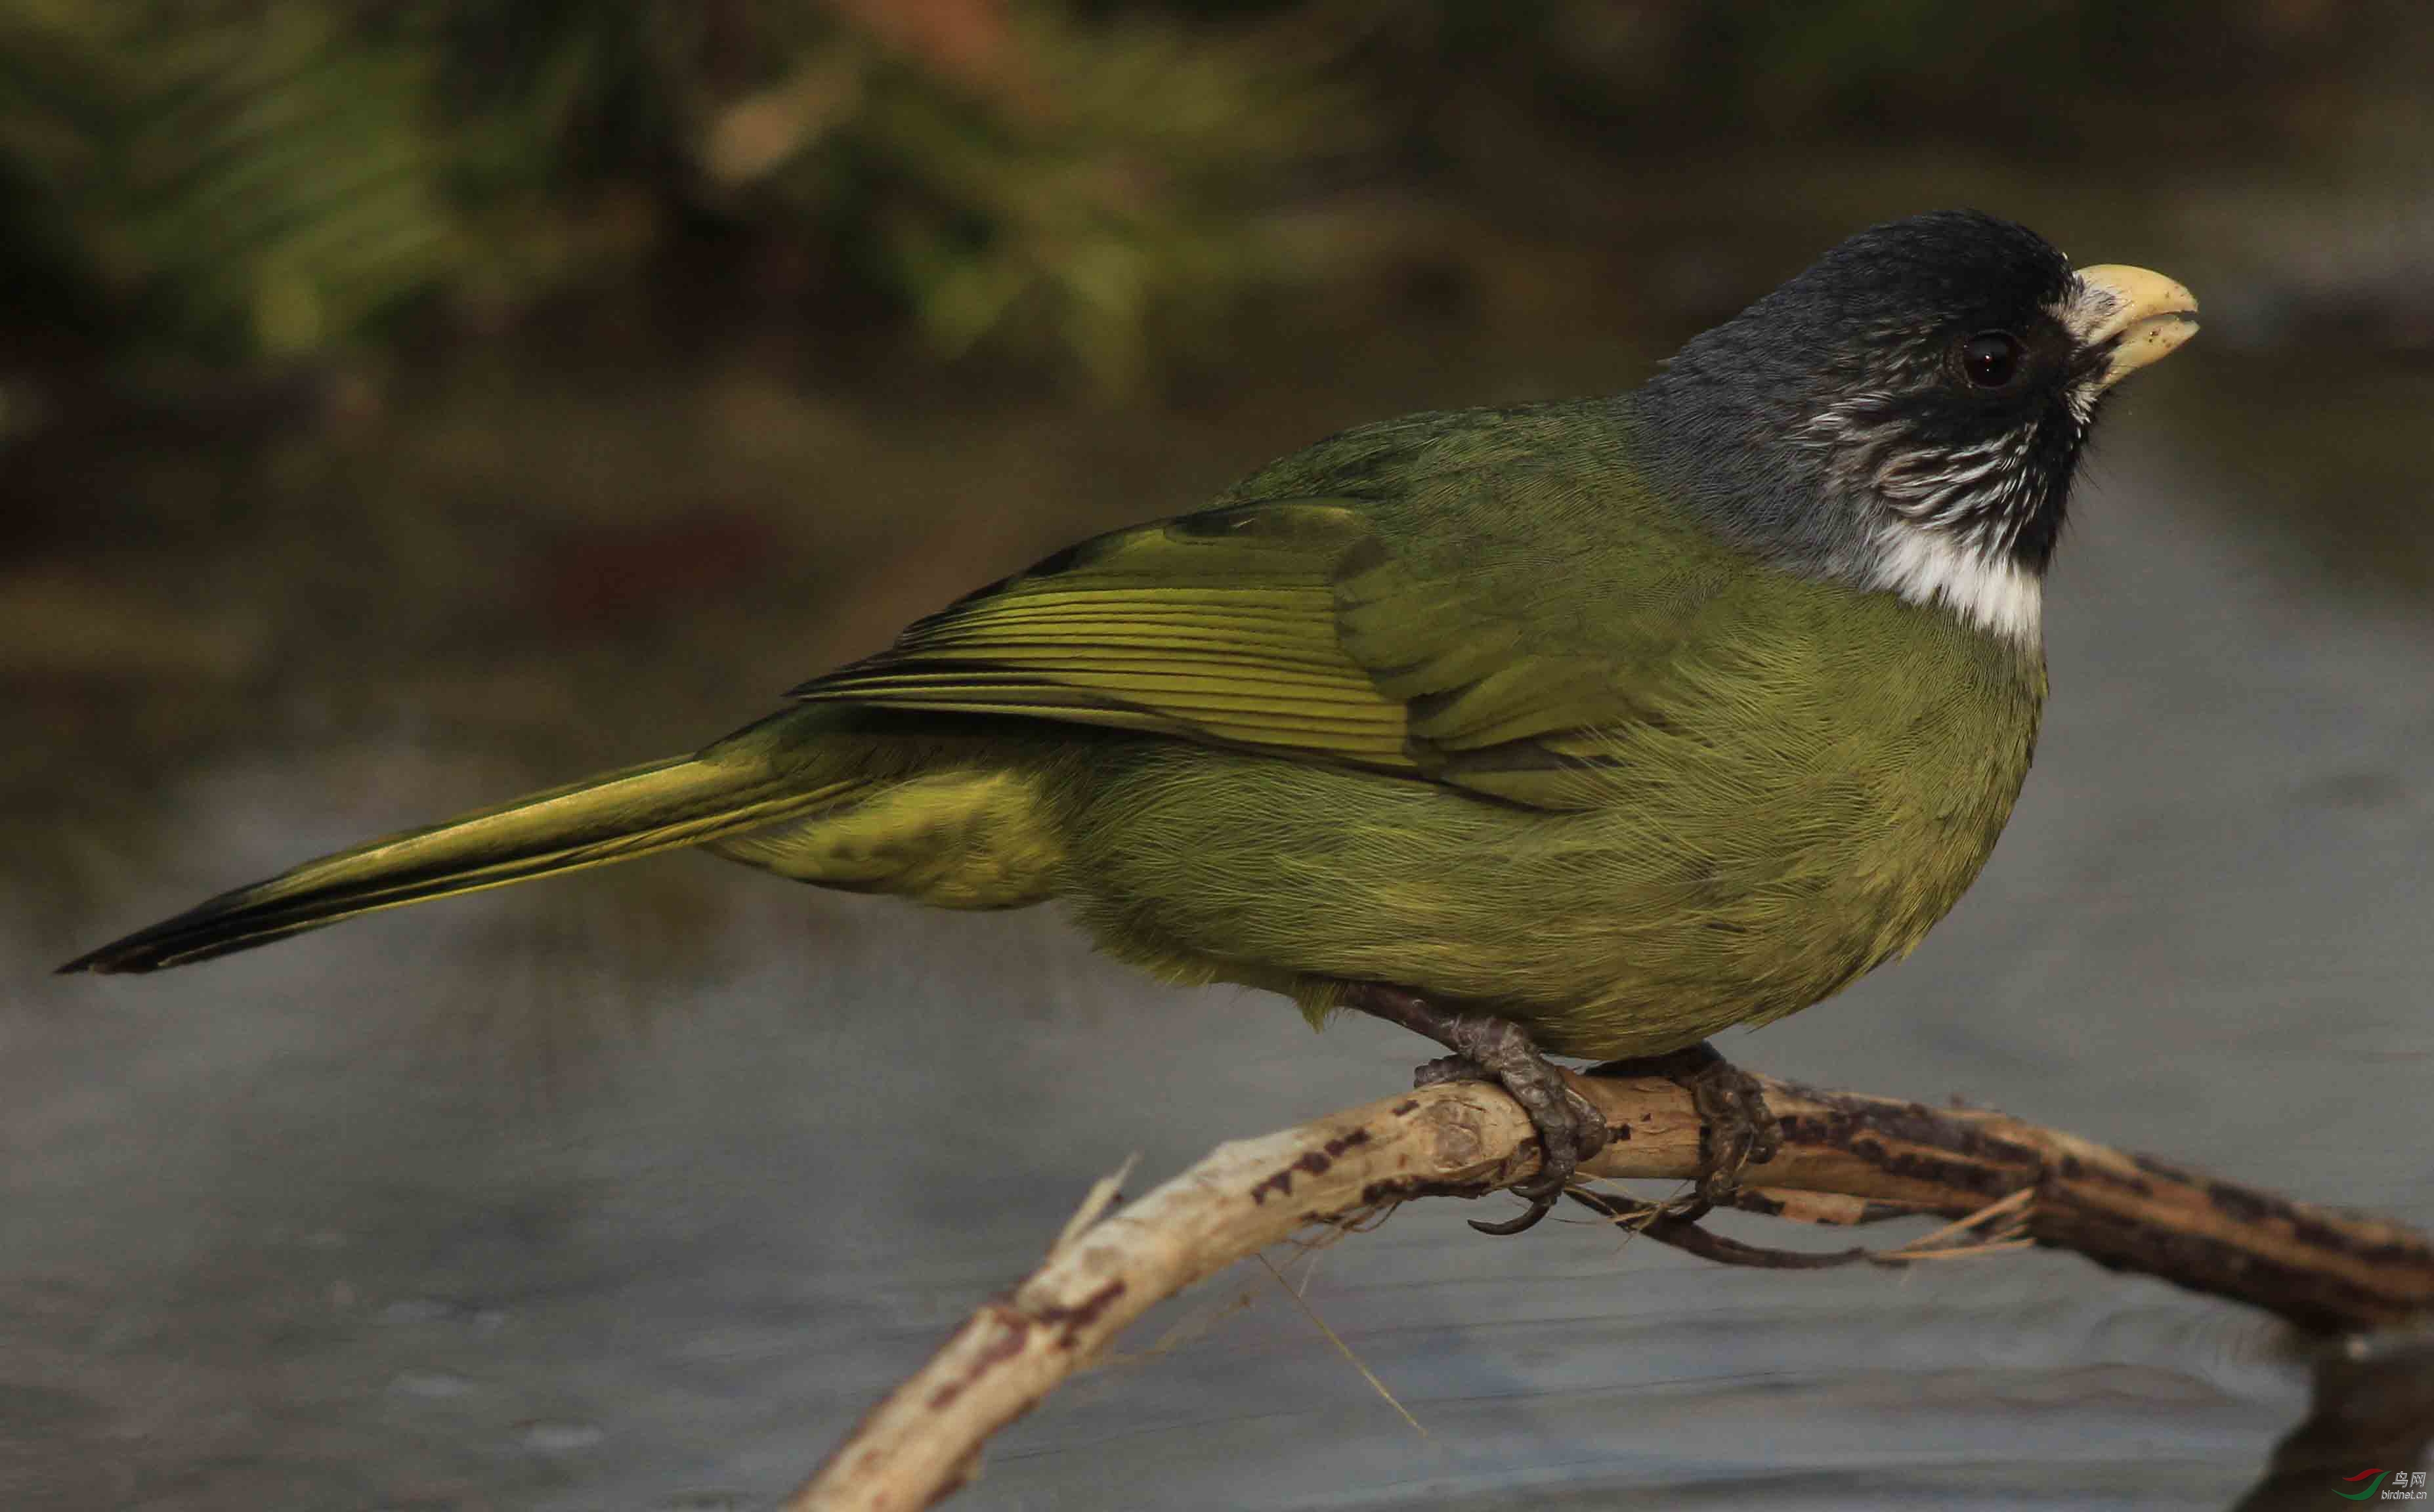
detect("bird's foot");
top-left (1590, 1041), bottom-right (1781, 1208)
top-left (1342, 984), bottom-right (1608, 1236)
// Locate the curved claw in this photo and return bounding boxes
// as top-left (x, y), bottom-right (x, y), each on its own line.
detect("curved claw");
top-left (1589, 1041), bottom-right (1780, 1201)
top-left (1417, 1051), bottom-right (1606, 1236)
top-left (1340, 984), bottom-right (1612, 1240)
top-left (1471, 1190), bottom-right (1562, 1236)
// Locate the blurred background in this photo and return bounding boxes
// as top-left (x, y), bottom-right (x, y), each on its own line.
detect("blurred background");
top-left (7, 1), bottom-right (2434, 1507)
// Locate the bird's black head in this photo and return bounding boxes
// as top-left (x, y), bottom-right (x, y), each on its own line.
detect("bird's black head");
top-left (1640, 210), bottom-right (2198, 642)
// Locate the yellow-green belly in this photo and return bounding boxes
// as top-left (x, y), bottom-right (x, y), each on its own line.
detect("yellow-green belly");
top-left (716, 591), bottom-right (2045, 1061)
top-left (1057, 603), bottom-right (2041, 1059)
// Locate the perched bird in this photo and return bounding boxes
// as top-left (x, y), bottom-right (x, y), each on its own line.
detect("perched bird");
top-left (64, 211), bottom-right (2197, 1232)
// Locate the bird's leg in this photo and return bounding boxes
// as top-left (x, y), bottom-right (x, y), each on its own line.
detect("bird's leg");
top-left (1588, 1041), bottom-right (1782, 1207)
top-left (1338, 983), bottom-right (1610, 1236)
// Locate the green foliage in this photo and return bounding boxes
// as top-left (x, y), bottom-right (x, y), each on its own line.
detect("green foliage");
top-left (0, 1), bottom-right (459, 356)
top-left (752, 10), bottom-right (1354, 388)
top-left (0, 0), bottom-right (2417, 387)
top-left (0, 1), bottom-right (1354, 387)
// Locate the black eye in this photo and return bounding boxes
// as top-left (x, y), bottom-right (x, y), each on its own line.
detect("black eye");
top-left (1960, 331), bottom-right (2023, 388)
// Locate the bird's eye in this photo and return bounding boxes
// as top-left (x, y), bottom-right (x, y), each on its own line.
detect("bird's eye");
top-left (1960, 331), bottom-right (2024, 388)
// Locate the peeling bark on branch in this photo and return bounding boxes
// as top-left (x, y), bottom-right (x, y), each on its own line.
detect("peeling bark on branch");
top-left (791, 1066), bottom-right (2434, 1512)
top-left (1663, 1076), bottom-right (2434, 1332)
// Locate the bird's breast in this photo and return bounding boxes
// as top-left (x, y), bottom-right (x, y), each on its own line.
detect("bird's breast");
top-left (1055, 597), bottom-right (2047, 1062)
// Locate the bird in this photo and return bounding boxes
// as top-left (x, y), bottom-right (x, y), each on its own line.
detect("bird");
top-left (62, 210), bottom-right (2198, 1233)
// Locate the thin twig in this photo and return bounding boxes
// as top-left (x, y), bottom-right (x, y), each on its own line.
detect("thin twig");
top-left (1254, 1252), bottom-right (1425, 1438)
top-left (1900, 1185), bottom-right (2037, 1251)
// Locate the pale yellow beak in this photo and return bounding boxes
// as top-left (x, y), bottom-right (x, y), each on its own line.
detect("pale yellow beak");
top-left (2067, 264), bottom-right (2200, 388)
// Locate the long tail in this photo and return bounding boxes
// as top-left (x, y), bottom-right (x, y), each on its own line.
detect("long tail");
top-left (59, 746), bottom-right (853, 974)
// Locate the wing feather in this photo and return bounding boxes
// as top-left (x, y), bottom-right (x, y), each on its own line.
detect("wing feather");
top-left (791, 499), bottom-right (1688, 808)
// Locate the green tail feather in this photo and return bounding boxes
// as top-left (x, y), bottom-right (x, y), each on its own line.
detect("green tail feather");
top-left (60, 751), bottom-right (851, 974)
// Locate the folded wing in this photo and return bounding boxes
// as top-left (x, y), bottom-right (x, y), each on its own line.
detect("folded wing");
top-left (793, 499), bottom-right (1703, 810)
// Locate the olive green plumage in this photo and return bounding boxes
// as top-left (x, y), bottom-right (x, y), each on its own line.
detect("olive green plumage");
top-left (67, 211), bottom-right (2200, 1078)
top-left (71, 398), bottom-right (2039, 1060)
top-left (717, 400), bottom-right (2043, 1057)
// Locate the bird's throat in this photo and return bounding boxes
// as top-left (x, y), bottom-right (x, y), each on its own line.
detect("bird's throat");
top-left (1867, 520), bottom-right (2044, 644)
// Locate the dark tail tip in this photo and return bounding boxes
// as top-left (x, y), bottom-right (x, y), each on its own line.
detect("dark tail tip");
top-left (53, 891), bottom-right (297, 975)
top-left (53, 899), bottom-right (339, 975)
top-left (57, 934), bottom-right (172, 975)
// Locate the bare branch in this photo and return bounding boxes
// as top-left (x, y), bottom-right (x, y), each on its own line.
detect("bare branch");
top-left (790, 1066), bottom-right (2434, 1512)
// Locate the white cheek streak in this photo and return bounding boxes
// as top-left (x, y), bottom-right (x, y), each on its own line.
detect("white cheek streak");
top-left (1869, 521), bottom-right (2043, 646)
